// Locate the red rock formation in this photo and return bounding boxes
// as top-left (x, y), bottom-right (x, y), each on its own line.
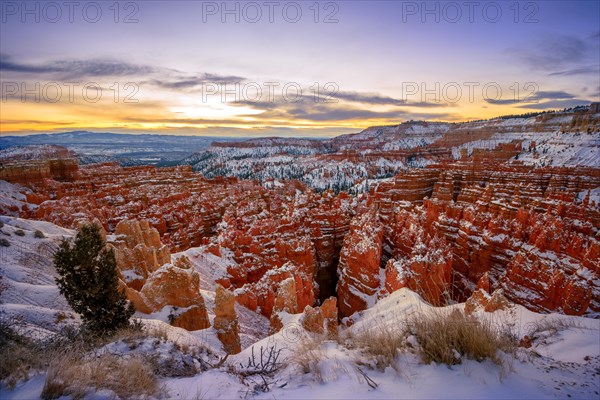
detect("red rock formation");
top-left (0, 159), bottom-right (78, 183)
top-left (214, 190), bottom-right (354, 318)
top-left (476, 273), bottom-right (491, 293)
top-left (10, 146), bottom-right (599, 320)
top-left (381, 215), bottom-right (452, 306)
top-left (214, 284), bottom-right (241, 354)
top-left (109, 220), bottom-right (171, 290)
top-left (274, 277), bottom-right (298, 314)
top-left (337, 209), bottom-right (383, 318)
top-left (301, 306), bottom-right (325, 334)
top-left (170, 306), bottom-right (210, 331)
top-left (269, 277), bottom-right (299, 333)
top-left (141, 263), bottom-right (210, 330)
top-left (500, 249), bottom-right (593, 316)
top-left (107, 218), bottom-right (210, 330)
top-left (464, 289), bottom-right (510, 314)
top-left (369, 161), bottom-right (599, 316)
top-left (233, 286), bottom-right (258, 312)
top-left (0, 145), bottom-right (78, 183)
top-left (300, 296), bottom-right (338, 338)
top-left (307, 193), bottom-right (353, 302)
top-left (321, 297), bottom-right (339, 338)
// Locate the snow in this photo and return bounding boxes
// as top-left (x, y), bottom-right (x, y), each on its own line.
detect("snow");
top-left (4, 282), bottom-right (600, 400)
top-left (0, 181), bottom-right (33, 216)
top-left (2, 216), bottom-right (599, 399)
top-left (578, 187), bottom-right (600, 205)
top-left (0, 216), bottom-right (76, 332)
top-left (515, 131), bottom-right (600, 167)
top-left (0, 144), bottom-right (73, 162)
top-left (185, 121), bottom-right (451, 192)
top-left (166, 290), bottom-right (600, 400)
top-left (0, 375), bottom-right (46, 400)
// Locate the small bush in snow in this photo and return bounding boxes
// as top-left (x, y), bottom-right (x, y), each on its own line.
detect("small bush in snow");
top-left (0, 238), bottom-right (9, 247)
top-left (34, 230), bottom-right (45, 239)
top-left (54, 223), bottom-right (135, 335)
top-left (234, 345), bottom-right (284, 394)
top-left (14, 229), bottom-right (25, 237)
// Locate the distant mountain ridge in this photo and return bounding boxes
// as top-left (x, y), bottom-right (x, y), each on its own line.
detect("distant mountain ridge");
top-left (0, 131), bottom-right (244, 166)
top-left (0, 144), bottom-right (76, 162)
top-left (0, 130), bottom-right (247, 149)
top-left (1, 104), bottom-right (598, 171)
top-left (181, 105), bottom-right (600, 191)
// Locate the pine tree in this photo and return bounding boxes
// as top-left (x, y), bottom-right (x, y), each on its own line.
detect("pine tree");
top-left (54, 223), bottom-right (134, 334)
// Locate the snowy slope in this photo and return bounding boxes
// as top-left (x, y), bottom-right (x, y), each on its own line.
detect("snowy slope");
top-left (0, 216), bottom-right (76, 336)
top-left (1, 216), bottom-right (599, 399)
top-left (0, 181), bottom-right (33, 216)
top-left (163, 289), bottom-right (600, 400)
top-left (515, 131), bottom-right (600, 167)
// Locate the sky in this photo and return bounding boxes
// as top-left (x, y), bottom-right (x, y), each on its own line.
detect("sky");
top-left (0, 0), bottom-right (599, 137)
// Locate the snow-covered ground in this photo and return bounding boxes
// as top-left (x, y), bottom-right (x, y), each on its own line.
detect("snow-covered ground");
top-left (515, 131), bottom-right (600, 167)
top-left (0, 181), bottom-right (33, 216)
top-left (1, 216), bottom-right (599, 399)
top-left (0, 216), bottom-right (75, 338)
top-left (165, 290), bottom-right (600, 400)
top-left (450, 129), bottom-right (599, 168)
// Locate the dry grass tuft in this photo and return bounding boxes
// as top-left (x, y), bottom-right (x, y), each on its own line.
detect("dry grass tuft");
top-left (0, 338), bottom-right (44, 388)
top-left (344, 323), bottom-right (404, 371)
top-left (146, 323), bottom-right (170, 342)
top-left (2, 317), bottom-right (214, 397)
top-left (526, 317), bottom-right (585, 340)
top-left (42, 353), bottom-right (160, 399)
top-left (408, 307), bottom-right (515, 366)
top-left (341, 307), bottom-right (515, 370)
top-left (0, 317), bottom-right (48, 388)
top-left (291, 334), bottom-right (326, 379)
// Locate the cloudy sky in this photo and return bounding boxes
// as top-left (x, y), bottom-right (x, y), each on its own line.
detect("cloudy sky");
top-left (1, 0), bottom-right (598, 136)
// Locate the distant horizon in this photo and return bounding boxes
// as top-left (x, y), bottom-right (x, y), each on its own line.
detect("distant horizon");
top-left (1, 1), bottom-right (598, 136)
top-left (1, 101), bottom-right (595, 139)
